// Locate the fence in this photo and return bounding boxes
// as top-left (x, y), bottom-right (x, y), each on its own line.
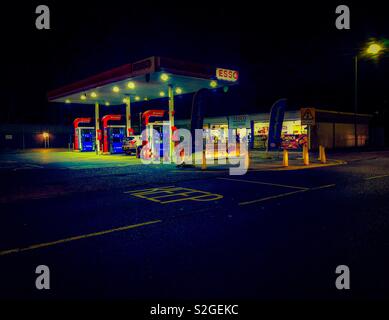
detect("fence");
top-left (0, 124), bottom-right (73, 150)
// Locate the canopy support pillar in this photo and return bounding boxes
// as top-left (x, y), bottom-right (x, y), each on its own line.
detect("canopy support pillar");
top-left (125, 95), bottom-right (132, 136)
top-left (95, 102), bottom-right (100, 154)
top-left (168, 85), bottom-right (175, 160)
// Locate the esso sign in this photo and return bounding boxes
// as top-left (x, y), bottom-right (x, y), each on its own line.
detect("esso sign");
top-left (216, 68), bottom-right (239, 82)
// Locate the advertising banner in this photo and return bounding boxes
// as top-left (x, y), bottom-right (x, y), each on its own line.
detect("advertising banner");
top-left (267, 98), bottom-right (286, 151)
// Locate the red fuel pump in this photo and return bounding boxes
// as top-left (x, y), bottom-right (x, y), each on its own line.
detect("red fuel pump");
top-left (142, 110), bottom-right (166, 126)
top-left (141, 110), bottom-right (179, 160)
top-left (73, 117), bottom-right (92, 150)
top-left (101, 114), bottom-right (124, 153)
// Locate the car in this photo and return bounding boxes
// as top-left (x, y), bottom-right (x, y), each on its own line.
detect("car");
top-left (122, 135), bottom-right (142, 156)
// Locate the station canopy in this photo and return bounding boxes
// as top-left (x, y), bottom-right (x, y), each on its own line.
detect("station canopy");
top-left (48, 56), bottom-right (239, 105)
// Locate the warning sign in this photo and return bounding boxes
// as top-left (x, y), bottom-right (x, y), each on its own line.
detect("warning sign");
top-left (301, 108), bottom-right (316, 126)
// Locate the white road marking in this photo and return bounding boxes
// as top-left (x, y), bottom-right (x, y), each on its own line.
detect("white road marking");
top-left (217, 177), bottom-right (309, 190)
top-left (365, 174), bottom-right (389, 181)
top-left (238, 184), bottom-right (336, 206)
top-left (239, 189), bottom-right (308, 205)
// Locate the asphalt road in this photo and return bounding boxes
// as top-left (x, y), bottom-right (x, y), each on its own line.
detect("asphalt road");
top-left (1, 150), bottom-right (389, 300)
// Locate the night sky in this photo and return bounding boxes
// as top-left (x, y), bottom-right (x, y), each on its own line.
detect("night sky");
top-left (1, 1), bottom-right (388, 125)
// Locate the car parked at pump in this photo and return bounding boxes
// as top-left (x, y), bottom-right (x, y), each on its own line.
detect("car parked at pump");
top-left (122, 135), bottom-right (142, 156)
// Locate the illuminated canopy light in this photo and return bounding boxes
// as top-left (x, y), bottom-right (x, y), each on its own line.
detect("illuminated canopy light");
top-left (144, 97), bottom-right (148, 101)
top-left (90, 91), bottom-right (98, 98)
top-left (65, 99), bottom-right (71, 104)
top-left (160, 73), bottom-right (169, 82)
top-left (367, 43), bottom-right (384, 55)
top-left (210, 80), bottom-right (218, 88)
top-left (135, 96), bottom-right (140, 101)
top-left (105, 101), bottom-right (110, 106)
top-left (127, 81), bottom-right (135, 89)
top-left (175, 87), bottom-right (183, 94)
top-left (159, 91), bottom-right (165, 97)
top-left (112, 86), bottom-right (120, 93)
top-left (80, 94), bottom-right (87, 100)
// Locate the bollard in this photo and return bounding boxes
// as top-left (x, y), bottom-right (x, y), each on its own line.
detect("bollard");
top-left (283, 149), bottom-right (289, 167)
top-left (303, 144), bottom-right (309, 166)
top-left (245, 151), bottom-right (250, 170)
top-left (201, 150), bottom-right (207, 170)
top-left (318, 145), bottom-right (322, 161)
top-left (321, 146), bottom-right (327, 164)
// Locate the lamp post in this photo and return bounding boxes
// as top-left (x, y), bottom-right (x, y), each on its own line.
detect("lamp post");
top-left (354, 54), bottom-right (358, 147)
top-left (43, 132), bottom-right (49, 148)
top-left (354, 41), bottom-right (384, 147)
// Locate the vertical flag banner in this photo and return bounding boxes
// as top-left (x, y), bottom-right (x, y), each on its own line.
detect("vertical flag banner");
top-left (267, 98), bottom-right (287, 151)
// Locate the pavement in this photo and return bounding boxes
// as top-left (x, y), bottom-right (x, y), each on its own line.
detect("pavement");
top-left (0, 148), bottom-right (389, 300)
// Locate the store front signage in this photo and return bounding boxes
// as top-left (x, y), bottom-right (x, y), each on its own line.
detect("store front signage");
top-left (216, 68), bottom-right (239, 82)
top-left (228, 115), bottom-right (250, 129)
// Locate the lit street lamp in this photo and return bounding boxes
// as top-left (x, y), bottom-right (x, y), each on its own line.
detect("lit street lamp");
top-left (366, 43), bottom-right (384, 56)
top-left (43, 132), bottom-right (50, 148)
top-left (354, 40), bottom-right (385, 147)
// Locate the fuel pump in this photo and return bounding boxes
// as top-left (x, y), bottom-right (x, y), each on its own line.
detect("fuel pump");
top-left (73, 118), bottom-right (95, 151)
top-left (141, 110), bottom-right (171, 159)
top-left (101, 115), bottom-right (125, 154)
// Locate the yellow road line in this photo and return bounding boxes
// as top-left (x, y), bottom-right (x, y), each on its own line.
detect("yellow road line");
top-left (365, 174), bottom-right (389, 181)
top-left (124, 186), bottom-right (176, 194)
top-left (159, 193), bottom-right (223, 204)
top-left (217, 177), bottom-right (309, 190)
top-left (0, 220), bottom-right (161, 257)
top-left (128, 186), bottom-right (223, 204)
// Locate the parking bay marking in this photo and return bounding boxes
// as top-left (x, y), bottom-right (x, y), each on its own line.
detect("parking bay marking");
top-left (217, 177), bottom-right (309, 190)
top-left (217, 178), bottom-right (336, 206)
top-left (239, 184), bottom-right (336, 206)
top-left (125, 186), bottom-right (223, 204)
top-left (0, 220), bottom-right (161, 257)
top-left (365, 174), bottom-right (389, 181)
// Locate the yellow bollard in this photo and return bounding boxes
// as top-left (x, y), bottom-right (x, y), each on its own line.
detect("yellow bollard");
top-left (321, 146), bottom-right (327, 164)
top-left (318, 145), bottom-right (322, 161)
top-left (201, 150), bottom-right (207, 170)
top-left (245, 151), bottom-right (250, 170)
top-left (303, 144), bottom-right (309, 166)
top-left (283, 149), bottom-right (289, 167)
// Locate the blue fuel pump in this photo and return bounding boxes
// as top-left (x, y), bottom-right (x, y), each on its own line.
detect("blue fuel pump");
top-left (75, 127), bottom-right (95, 151)
top-left (106, 125), bottom-right (126, 154)
top-left (145, 121), bottom-right (171, 157)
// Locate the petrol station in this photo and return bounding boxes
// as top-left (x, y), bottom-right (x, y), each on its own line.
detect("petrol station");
top-left (48, 56), bottom-right (372, 161)
top-left (48, 56), bottom-right (239, 157)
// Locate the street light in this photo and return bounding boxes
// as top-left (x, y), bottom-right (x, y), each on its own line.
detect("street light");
top-left (354, 40), bottom-right (386, 147)
top-left (366, 43), bottom-right (384, 56)
top-left (42, 132), bottom-right (50, 148)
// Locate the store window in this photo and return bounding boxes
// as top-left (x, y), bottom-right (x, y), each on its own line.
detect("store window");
top-left (253, 120), bottom-right (307, 150)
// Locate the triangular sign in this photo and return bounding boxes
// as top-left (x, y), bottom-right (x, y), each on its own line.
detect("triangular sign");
top-left (303, 109), bottom-right (314, 120)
